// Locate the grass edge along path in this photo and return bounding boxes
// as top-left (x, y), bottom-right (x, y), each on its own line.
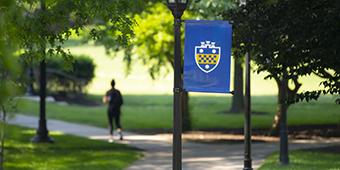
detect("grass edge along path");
top-left (259, 147), bottom-right (340, 170)
top-left (4, 124), bottom-right (141, 170)
top-left (12, 95), bottom-right (340, 130)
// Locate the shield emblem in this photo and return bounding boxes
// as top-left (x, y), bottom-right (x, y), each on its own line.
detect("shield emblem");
top-left (195, 41), bottom-right (221, 73)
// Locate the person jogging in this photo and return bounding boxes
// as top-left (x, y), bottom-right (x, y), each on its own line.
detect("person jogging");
top-left (103, 79), bottom-right (124, 142)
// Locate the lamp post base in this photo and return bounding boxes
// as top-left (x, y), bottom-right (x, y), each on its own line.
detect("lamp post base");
top-left (31, 132), bottom-right (54, 143)
top-left (31, 135), bottom-right (54, 143)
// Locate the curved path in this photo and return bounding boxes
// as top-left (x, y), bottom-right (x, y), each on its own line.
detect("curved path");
top-left (9, 114), bottom-right (340, 170)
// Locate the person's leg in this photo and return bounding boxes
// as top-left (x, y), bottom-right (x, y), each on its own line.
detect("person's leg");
top-left (114, 113), bottom-right (123, 140)
top-left (108, 112), bottom-right (114, 142)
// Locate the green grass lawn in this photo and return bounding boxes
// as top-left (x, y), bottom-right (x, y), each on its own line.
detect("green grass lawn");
top-left (4, 125), bottom-right (141, 170)
top-left (12, 95), bottom-right (340, 130)
top-left (12, 44), bottom-right (339, 131)
top-left (259, 149), bottom-right (340, 170)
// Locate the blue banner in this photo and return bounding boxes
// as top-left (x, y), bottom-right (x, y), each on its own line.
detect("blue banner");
top-left (184, 20), bottom-right (232, 93)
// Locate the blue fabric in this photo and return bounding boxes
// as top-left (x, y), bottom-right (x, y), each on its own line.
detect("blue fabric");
top-left (184, 20), bottom-right (232, 93)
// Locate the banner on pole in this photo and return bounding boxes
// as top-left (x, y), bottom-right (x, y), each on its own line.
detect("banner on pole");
top-left (184, 20), bottom-right (232, 93)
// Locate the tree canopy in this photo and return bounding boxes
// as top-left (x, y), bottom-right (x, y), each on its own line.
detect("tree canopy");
top-left (228, 0), bottom-right (340, 102)
top-left (132, 3), bottom-right (175, 79)
top-left (0, 0), bottom-right (23, 105)
top-left (226, 0), bottom-right (340, 164)
top-left (190, 0), bottom-right (236, 20)
top-left (14, 0), bottom-right (135, 65)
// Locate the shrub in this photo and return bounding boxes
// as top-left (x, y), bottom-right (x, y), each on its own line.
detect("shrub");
top-left (45, 55), bottom-right (96, 95)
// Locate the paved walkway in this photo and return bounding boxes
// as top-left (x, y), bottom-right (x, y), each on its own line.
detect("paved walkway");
top-left (8, 114), bottom-right (340, 170)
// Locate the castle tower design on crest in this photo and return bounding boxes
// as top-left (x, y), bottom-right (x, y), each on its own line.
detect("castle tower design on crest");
top-left (195, 41), bottom-right (221, 73)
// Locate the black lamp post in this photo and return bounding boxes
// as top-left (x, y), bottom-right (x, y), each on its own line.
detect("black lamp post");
top-left (31, 0), bottom-right (53, 143)
top-left (244, 51), bottom-right (252, 170)
top-left (279, 69), bottom-right (289, 165)
top-left (31, 58), bottom-right (53, 143)
top-left (166, 0), bottom-right (188, 170)
top-left (240, 0), bottom-right (253, 169)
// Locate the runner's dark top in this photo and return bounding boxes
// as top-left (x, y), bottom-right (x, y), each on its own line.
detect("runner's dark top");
top-left (105, 88), bottom-right (123, 116)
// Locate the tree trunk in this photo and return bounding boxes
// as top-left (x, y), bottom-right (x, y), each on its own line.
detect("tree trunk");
top-left (182, 91), bottom-right (191, 132)
top-left (271, 76), bottom-right (301, 135)
top-left (269, 79), bottom-right (291, 161)
top-left (271, 70), bottom-right (302, 165)
top-left (271, 83), bottom-right (283, 135)
top-left (230, 58), bottom-right (244, 113)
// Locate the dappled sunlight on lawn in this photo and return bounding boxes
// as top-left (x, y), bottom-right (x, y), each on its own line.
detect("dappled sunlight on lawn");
top-left (21, 129), bottom-right (64, 136)
top-left (5, 125), bottom-right (141, 170)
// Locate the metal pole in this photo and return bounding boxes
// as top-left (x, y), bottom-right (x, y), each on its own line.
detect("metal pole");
top-left (31, 0), bottom-right (53, 143)
top-left (279, 70), bottom-right (289, 164)
top-left (243, 52), bottom-right (252, 170)
top-left (31, 56), bottom-right (53, 143)
top-left (173, 15), bottom-right (183, 170)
